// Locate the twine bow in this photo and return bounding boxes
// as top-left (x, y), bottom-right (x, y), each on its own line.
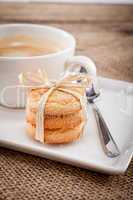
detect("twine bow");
top-left (19, 69), bottom-right (89, 143)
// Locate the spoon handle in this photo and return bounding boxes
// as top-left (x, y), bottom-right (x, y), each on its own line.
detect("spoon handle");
top-left (92, 103), bottom-right (120, 158)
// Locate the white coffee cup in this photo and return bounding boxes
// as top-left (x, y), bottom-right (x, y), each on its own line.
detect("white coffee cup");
top-left (0, 24), bottom-right (96, 108)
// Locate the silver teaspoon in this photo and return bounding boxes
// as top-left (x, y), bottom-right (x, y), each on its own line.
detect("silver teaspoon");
top-left (86, 84), bottom-right (120, 158)
top-left (65, 56), bottom-right (120, 158)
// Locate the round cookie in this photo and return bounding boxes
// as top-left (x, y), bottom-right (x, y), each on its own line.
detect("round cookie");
top-left (26, 122), bottom-right (85, 144)
top-left (27, 87), bottom-right (84, 116)
top-left (26, 108), bottom-right (84, 130)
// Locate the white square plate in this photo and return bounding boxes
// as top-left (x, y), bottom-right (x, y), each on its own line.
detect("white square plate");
top-left (0, 77), bottom-right (133, 174)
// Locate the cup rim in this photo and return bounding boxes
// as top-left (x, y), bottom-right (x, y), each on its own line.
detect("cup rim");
top-left (0, 23), bottom-right (76, 60)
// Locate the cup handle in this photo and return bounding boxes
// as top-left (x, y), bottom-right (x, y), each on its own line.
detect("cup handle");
top-left (65, 55), bottom-right (97, 77)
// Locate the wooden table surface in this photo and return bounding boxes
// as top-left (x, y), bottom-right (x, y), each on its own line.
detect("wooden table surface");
top-left (0, 3), bottom-right (133, 200)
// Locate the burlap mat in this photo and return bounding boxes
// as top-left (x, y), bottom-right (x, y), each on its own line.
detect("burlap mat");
top-left (0, 147), bottom-right (132, 200)
top-left (0, 59), bottom-right (133, 199)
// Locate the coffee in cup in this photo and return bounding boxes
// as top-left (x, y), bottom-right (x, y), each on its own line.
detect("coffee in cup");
top-left (0, 34), bottom-right (62, 57)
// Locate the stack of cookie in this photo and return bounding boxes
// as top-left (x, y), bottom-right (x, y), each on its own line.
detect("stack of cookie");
top-left (26, 79), bottom-right (89, 144)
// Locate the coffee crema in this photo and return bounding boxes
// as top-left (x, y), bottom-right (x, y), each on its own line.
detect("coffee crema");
top-left (0, 34), bottom-right (61, 57)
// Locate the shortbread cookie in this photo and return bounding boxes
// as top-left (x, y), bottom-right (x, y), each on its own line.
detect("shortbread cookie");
top-left (26, 108), bottom-right (84, 130)
top-left (26, 122), bottom-right (85, 144)
top-left (27, 87), bottom-right (85, 116)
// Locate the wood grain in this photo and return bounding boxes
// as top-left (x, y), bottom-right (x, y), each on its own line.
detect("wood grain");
top-left (0, 3), bottom-right (133, 81)
top-left (0, 3), bottom-right (133, 23)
